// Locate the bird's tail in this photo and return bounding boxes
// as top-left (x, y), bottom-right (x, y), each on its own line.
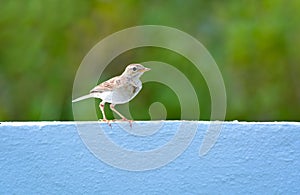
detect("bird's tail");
top-left (72, 94), bottom-right (95, 103)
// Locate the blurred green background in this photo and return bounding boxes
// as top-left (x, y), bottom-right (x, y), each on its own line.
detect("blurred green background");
top-left (1, 0), bottom-right (299, 121)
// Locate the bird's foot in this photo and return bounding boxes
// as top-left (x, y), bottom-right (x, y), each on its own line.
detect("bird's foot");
top-left (99, 119), bottom-right (112, 127)
top-left (121, 118), bottom-right (133, 128)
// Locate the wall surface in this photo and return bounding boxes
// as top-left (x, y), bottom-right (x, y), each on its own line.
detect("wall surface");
top-left (0, 121), bottom-right (299, 194)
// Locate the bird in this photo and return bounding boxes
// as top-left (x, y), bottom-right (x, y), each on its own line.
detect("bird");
top-left (72, 64), bottom-right (150, 125)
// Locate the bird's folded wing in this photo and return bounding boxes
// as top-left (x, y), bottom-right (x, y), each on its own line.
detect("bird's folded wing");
top-left (90, 76), bottom-right (122, 93)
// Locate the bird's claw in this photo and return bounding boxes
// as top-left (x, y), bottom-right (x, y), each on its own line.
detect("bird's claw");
top-left (122, 118), bottom-right (133, 128)
top-left (98, 118), bottom-right (133, 128)
top-left (99, 119), bottom-right (112, 127)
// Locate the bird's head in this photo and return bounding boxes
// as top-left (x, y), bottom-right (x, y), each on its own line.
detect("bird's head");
top-left (122, 64), bottom-right (151, 78)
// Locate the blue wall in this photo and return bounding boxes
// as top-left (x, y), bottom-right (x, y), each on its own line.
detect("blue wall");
top-left (0, 121), bottom-right (299, 194)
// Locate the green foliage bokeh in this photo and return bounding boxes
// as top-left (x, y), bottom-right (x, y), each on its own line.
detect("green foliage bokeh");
top-left (1, 0), bottom-right (299, 121)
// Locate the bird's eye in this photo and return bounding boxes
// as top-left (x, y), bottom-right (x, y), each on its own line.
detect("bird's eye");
top-left (132, 67), bottom-right (137, 71)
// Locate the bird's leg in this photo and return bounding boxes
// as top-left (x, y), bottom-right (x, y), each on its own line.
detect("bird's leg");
top-left (99, 101), bottom-right (111, 127)
top-left (110, 104), bottom-right (133, 127)
top-left (109, 104), bottom-right (127, 120)
top-left (99, 101), bottom-right (107, 120)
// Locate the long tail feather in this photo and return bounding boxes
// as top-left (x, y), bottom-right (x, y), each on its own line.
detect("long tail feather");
top-left (72, 94), bottom-right (95, 103)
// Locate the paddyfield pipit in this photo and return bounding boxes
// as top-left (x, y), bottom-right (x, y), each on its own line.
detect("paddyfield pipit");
top-left (72, 64), bottom-right (150, 124)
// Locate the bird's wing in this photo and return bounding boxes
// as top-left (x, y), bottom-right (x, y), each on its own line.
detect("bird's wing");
top-left (90, 76), bottom-right (122, 93)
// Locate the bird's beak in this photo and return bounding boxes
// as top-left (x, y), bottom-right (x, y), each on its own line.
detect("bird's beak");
top-left (141, 67), bottom-right (151, 72)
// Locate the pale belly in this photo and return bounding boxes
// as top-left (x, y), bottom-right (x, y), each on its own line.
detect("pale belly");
top-left (94, 85), bottom-right (142, 104)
